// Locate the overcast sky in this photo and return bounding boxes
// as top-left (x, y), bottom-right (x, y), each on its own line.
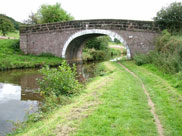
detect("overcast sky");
top-left (0, 0), bottom-right (181, 22)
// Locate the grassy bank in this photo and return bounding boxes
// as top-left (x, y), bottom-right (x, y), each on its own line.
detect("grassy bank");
top-left (134, 31), bottom-right (182, 74)
top-left (121, 61), bottom-right (182, 136)
top-left (0, 31), bottom-right (19, 39)
top-left (9, 61), bottom-right (182, 136)
top-left (0, 39), bottom-right (63, 70)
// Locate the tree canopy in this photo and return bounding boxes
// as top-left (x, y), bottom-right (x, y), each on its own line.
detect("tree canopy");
top-left (85, 36), bottom-right (111, 50)
top-left (154, 2), bottom-right (182, 32)
top-left (0, 17), bottom-right (15, 36)
top-left (0, 14), bottom-right (20, 30)
top-left (26, 3), bottom-right (74, 24)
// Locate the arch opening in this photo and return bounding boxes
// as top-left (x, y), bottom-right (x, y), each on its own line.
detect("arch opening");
top-left (62, 29), bottom-right (131, 61)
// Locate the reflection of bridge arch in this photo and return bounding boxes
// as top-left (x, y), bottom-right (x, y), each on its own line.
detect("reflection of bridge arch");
top-left (62, 29), bottom-right (131, 61)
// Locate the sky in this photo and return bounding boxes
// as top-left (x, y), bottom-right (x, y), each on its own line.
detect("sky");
top-left (0, 0), bottom-right (181, 22)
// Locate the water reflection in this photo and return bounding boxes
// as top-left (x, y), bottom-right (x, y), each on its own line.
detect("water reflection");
top-left (0, 62), bottom-right (98, 135)
top-left (0, 69), bottom-right (41, 136)
top-left (0, 83), bottom-right (21, 102)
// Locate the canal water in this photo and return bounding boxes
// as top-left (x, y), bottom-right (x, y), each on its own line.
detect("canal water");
top-left (0, 62), bottom-right (98, 136)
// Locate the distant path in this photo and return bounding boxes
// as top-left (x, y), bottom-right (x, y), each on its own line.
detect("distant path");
top-left (109, 44), bottom-right (125, 49)
top-left (118, 62), bottom-right (164, 136)
top-left (0, 36), bottom-right (17, 39)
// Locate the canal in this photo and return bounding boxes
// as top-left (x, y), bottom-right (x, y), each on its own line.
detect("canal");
top-left (0, 62), bottom-right (98, 136)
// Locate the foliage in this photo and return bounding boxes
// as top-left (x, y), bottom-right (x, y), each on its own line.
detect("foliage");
top-left (114, 38), bottom-right (121, 44)
top-left (26, 3), bottom-right (74, 24)
top-left (0, 39), bottom-right (63, 70)
top-left (0, 14), bottom-right (20, 30)
top-left (85, 36), bottom-right (111, 50)
top-left (134, 30), bottom-right (182, 74)
top-left (38, 61), bottom-right (82, 97)
top-left (25, 12), bottom-right (39, 24)
top-left (122, 48), bottom-right (127, 55)
top-left (82, 48), bottom-right (121, 62)
top-left (154, 2), bottom-right (182, 32)
top-left (0, 17), bottom-right (15, 36)
top-left (133, 53), bottom-right (151, 66)
top-left (82, 36), bottom-right (121, 62)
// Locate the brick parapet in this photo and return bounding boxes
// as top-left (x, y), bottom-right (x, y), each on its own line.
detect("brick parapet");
top-left (20, 19), bottom-right (160, 34)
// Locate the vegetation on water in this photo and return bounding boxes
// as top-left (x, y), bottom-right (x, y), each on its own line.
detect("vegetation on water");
top-left (154, 2), bottom-right (182, 32)
top-left (0, 39), bottom-right (63, 70)
top-left (82, 36), bottom-right (122, 62)
top-left (25, 3), bottom-right (74, 24)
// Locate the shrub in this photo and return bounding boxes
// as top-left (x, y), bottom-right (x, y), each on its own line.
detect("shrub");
top-left (133, 53), bottom-right (151, 66)
top-left (134, 30), bottom-right (182, 74)
top-left (10, 40), bottom-right (20, 51)
top-left (38, 60), bottom-right (82, 97)
top-left (85, 36), bottom-right (111, 50)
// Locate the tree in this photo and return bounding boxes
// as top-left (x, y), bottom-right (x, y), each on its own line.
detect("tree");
top-left (0, 14), bottom-right (20, 30)
top-left (85, 36), bottom-right (111, 50)
top-left (154, 2), bottom-right (182, 32)
top-left (0, 17), bottom-right (15, 36)
top-left (26, 3), bottom-right (74, 24)
top-left (24, 12), bottom-right (39, 24)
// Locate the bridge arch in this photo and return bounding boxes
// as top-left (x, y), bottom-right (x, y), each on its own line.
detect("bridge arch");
top-left (62, 29), bottom-right (131, 61)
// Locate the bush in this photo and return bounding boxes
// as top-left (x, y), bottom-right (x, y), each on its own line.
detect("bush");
top-left (134, 30), bottom-right (182, 74)
top-left (85, 36), bottom-right (111, 50)
top-left (154, 2), bottom-right (182, 32)
top-left (38, 61), bottom-right (82, 97)
top-left (133, 53), bottom-right (151, 66)
top-left (10, 40), bottom-right (20, 51)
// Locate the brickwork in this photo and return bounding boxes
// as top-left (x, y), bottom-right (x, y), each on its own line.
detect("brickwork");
top-left (20, 19), bottom-right (160, 61)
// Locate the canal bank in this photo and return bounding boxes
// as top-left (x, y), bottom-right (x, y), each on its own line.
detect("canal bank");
top-left (0, 61), bottom-right (102, 136)
top-left (8, 61), bottom-right (182, 136)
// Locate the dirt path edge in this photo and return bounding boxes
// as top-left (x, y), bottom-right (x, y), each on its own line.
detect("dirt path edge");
top-left (118, 62), bottom-right (164, 136)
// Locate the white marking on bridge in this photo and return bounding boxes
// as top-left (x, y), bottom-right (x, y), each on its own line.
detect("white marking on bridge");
top-left (62, 29), bottom-right (131, 59)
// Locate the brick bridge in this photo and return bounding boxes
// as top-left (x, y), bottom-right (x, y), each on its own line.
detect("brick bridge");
top-left (20, 19), bottom-right (160, 61)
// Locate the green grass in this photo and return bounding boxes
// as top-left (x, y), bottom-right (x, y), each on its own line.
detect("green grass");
top-left (0, 30), bottom-right (19, 39)
top-left (9, 61), bottom-right (158, 136)
top-left (8, 61), bottom-right (182, 136)
top-left (0, 39), bottom-right (63, 70)
top-left (121, 61), bottom-right (182, 136)
top-left (141, 63), bottom-right (182, 93)
top-left (75, 62), bottom-right (157, 136)
top-left (108, 41), bottom-right (123, 46)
